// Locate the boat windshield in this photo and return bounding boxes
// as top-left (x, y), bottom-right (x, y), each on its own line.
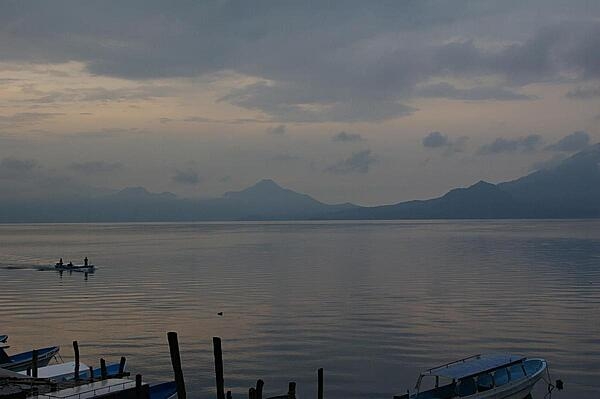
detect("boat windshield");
top-left (523, 359), bottom-right (543, 375)
top-left (509, 364), bottom-right (526, 381)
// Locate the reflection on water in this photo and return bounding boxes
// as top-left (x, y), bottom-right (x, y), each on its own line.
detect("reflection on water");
top-left (0, 221), bottom-right (598, 398)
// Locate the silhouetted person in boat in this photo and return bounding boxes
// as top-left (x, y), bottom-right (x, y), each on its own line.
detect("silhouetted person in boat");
top-left (58, 258), bottom-right (63, 267)
top-left (84, 257), bottom-right (89, 266)
top-left (68, 261), bottom-right (73, 267)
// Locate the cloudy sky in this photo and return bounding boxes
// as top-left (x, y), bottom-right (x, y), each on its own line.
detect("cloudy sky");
top-left (1, 1), bottom-right (599, 205)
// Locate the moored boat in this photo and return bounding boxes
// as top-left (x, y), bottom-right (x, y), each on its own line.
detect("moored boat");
top-left (394, 354), bottom-right (548, 399)
top-left (0, 345), bottom-right (60, 372)
top-left (17, 361), bottom-right (124, 382)
top-left (0, 335), bottom-right (7, 343)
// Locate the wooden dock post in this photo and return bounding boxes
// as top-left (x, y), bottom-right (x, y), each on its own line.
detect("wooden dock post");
top-left (318, 368), bottom-right (323, 399)
top-left (89, 366), bottom-right (94, 382)
top-left (248, 387), bottom-right (256, 399)
top-left (226, 391), bottom-right (232, 399)
top-left (119, 356), bottom-right (127, 375)
top-left (287, 382), bottom-right (296, 399)
top-left (31, 349), bottom-right (38, 378)
top-left (213, 337), bottom-right (225, 399)
top-left (136, 374), bottom-right (143, 399)
top-left (256, 379), bottom-right (264, 399)
top-left (100, 358), bottom-right (107, 379)
top-left (73, 341), bottom-right (80, 380)
top-left (167, 332), bottom-right (187, 399)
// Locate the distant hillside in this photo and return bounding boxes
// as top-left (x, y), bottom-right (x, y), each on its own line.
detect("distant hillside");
top-left (0, 145), bottom-right (599, 222)
top-left (331, 143), bottom-right (600, 220)
top-left (499, 143), bottom-right (600, 217)
top-left (0, 179), bottom-right (358, 222)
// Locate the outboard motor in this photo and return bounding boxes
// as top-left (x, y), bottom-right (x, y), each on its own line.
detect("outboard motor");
top-left (555, 379), bottom-right (564, 390)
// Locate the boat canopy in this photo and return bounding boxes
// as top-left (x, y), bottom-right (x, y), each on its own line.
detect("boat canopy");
top-left (422, 354), bottom-right (525, 380)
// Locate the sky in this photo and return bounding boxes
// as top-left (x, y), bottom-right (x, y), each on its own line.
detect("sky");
top-left (1, 1), bottom-right (599, 206)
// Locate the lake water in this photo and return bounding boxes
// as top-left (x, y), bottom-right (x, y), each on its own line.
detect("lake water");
top-left (1, 221), bottom-right (599, 398)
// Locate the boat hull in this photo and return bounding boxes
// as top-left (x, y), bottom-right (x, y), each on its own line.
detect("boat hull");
top-left (0, 346), bottom-right (60, 372)
top-left (56, 265), bottom-right (95, 273)
top-left (399, 358), bottom-right (547, 399)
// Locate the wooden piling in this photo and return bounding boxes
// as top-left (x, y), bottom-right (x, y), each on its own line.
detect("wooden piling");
top-left (89, 366), bottom-right (94, 382)
top-left (287, 382), bottom-right (296, 399)
top-left (226, 391), bottom-right (232, 399)
top-left (100, 358), bottom-right (107, 379)
top-left (256, 379), bottom-right (264, 399)
top-left (213, 337), bottom-right (225, 399)
top-left (31, 349), bottom-right (38, 378)
top-left (73, 341), bottom-right (80, 380)
top-left (249, 388), bottom-right (256, 399)
top-left (135, 374), bottom-right (143, 399)
top-left (318, 368), bottom-right (323, 399)
top-left (167, 332), bottom-right (187, 399)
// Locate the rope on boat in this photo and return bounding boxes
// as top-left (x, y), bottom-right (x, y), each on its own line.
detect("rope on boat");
top-left (542, 363), bottom-right (563, 398)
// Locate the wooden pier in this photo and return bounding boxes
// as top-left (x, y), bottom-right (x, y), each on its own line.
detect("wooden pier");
top-left (1, 332), bottom-right (325, 399)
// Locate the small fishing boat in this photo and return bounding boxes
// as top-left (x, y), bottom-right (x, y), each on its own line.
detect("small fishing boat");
top-left (394, 354), bottom-right (548, 399)
top-left (0, 334), bottom-right (7, 343)
top-left (0, 345), bottom-right (60, 372)
top-left (55, 263), bottom-right (96, 273)
top-left (29, 378), bottom-right (177, 399)
top-left (17, 361), bottom-right (124, 382)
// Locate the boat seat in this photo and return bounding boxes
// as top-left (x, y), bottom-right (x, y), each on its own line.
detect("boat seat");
top-left (457, 377), bottom-right (477, 397)
top-left (417, 383), bottom-right (456, 399)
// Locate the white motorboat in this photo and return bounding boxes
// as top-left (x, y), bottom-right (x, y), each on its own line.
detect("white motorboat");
top-left (395, 354), bottom-right (548, 399)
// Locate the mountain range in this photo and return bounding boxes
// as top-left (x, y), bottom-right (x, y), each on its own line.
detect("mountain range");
top-left (1, 144), bottom-right (599, 222)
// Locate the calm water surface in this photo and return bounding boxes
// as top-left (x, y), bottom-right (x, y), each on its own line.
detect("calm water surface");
top-left (1, 221), bottom-right (599, 398)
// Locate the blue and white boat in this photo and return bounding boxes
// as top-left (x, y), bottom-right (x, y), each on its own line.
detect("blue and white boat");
top-left (395, 354), bottom-right (548, 399)
top-left (17, 361), bottom-right (124, 382)
top-left (0, 345), bottom-right (60, 372)
top-left (29, 378), bottom-right (177, 399)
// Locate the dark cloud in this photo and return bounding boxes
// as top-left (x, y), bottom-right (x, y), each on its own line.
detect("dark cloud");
top-left (220, 82), bottom-right (415, 122)
top-left (266, 125), bottom-right (286, 135)
top-left (423, 132), bottom-right (468, 154)
top-left (546, 131), bottom-right (590, 152)
top-left (415, 82), bottom-right (533, 101)
top-left (172, 169), bottom-right (200, 185)
top-left (0, 158), bottom-right (39, 175)
top-left (423, 132), bottom-right (450, 148)
top-left (271, 153), bottom-right (301, 161)
top-left (0, 112), bottom-right (63, 128)
top-left (566, 86), bottom-right (600, 99)
top-left (332, 131), bottom-right (364, 143)
top-left (1, 3), bottom-right (600, 122)
top-left (19, 85), bottom-right (176, 105)
top-left (325, 150), bottom-right (377, 174)
top-left (69, 161), bottom-right (123, 175)
top-left (479, 135), bottom-right (543, 154)
top-left (182, 116), bottom-right (272, 124)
